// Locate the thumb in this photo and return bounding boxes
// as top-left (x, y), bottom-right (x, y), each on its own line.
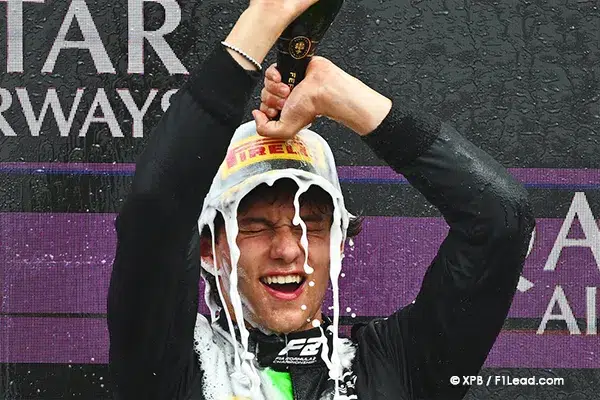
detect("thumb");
top-left (252, 107), bottom-right (312, 139)
top-left (252, 110), bottom-right (281, 138)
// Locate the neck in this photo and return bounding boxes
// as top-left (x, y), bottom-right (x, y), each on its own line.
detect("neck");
top-left (221, 299), bottom-right (324, 335)
top-left (217, 310), bottom-right (329, 338)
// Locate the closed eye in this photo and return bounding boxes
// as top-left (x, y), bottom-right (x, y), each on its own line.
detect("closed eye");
top-left (240, 228), bottom-right (269, 234)
top-left (239, 223), bottom-right (271, 234)
top-left (238, 217), bottom-right (273, 232)
top-left (238, 216), bottom-right (329, 235)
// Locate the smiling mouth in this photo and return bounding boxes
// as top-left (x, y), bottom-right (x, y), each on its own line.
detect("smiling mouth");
top-left (260, 274), bottom-right (306, 296)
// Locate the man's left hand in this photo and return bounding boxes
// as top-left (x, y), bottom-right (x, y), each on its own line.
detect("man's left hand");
top-left (253, 56), bottom-right (392, 139)
top-left (253, 57), bottom-right (335, 139)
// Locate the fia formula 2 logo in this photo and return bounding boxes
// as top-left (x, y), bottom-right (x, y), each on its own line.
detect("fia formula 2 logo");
top-left (278, 337), bottom-right (324, 357)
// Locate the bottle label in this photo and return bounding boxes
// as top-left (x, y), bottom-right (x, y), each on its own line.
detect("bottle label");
top-left (289, 36), bottom-right (312, 59)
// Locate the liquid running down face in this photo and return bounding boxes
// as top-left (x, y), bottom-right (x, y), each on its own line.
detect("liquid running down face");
top-left (198, 121), bottom-right (351, 397)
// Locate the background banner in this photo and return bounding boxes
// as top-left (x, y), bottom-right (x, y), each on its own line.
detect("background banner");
top-left (1, 0), bottom-right (599, 398)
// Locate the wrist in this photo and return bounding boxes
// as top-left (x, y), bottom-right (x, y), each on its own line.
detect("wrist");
top-left (224, 7), bottom-right (286, 69)
top-left (353, 88), bottom-right (393, 136)
top-left (322, 70), bottom-right (392, 136)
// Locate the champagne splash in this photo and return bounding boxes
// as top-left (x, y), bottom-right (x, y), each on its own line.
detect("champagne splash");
top-left (197, 121), bottom-right (352, 398)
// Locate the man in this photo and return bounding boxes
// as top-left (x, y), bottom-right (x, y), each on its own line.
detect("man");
top-left (107, 0), bottom-right (535, 399)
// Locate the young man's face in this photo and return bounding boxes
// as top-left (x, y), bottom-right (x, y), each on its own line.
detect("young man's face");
top-left (201, 185), bottom-right (335, 334)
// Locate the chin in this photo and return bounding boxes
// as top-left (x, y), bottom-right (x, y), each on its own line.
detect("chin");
top-left (260, 314), bottom-right (309, 335)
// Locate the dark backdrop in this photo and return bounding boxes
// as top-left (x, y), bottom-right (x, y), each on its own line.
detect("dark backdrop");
top-left (1, 0), bottom-right (599, 398)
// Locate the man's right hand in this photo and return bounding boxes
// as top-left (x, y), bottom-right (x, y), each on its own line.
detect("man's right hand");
top-left (253, 57), bottom-right (393, 139)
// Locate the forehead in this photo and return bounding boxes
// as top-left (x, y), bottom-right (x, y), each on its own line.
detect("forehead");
top-left (238, 197), bottom-right (312, 219)
top-left (237, 180), bottom-right (333, 216)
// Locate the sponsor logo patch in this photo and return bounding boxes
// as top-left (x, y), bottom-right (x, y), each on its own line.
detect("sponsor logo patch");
top-left (222, 135), bottom-right (324, 178)
top-left (272, 337), bottom-right (325, 366)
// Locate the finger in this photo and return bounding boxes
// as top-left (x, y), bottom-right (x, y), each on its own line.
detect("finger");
top-left (259, 102), bottom-right (281, 118)
top-left (266, 107), bottom-right (278, 118)
top-left (260, 88), bottom-right (278, 109)
top-left (253, 110), bottom-right (294, 139)
top-left (263, 71), bottom-right (290, 102)
top-left (265, 64), bottom-right (282, 83)
top-left (260, 88), bottom-right (286, 110)
top-left (252, 110), bottom-right (282, 138)
top-left (263, 78), bottom-right (290, 99)
top-left (252, 110), bottom-right (271, 134)
top-left (259, 102), bottom-right (270, 115)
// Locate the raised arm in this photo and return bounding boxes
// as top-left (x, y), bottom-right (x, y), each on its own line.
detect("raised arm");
top-left (255, 58), bottom-right (535, 400)
top-left (106, 2), bottom-right (320, 398)
top-left (107, 48), bottom-right (261, 398)
top-left (359, 110), bottom-right (534, 399)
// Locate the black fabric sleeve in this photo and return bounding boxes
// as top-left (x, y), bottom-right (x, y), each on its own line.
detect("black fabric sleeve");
top-left (354, 104), bottom-right (535, 399)
top-left (107, 45), bottom-right (261, 400)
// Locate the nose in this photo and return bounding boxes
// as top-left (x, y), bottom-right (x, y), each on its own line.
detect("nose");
top-left (269, 226), bottom-right (304, 264)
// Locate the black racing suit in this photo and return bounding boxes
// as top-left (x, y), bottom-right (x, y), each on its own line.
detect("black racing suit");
top-left (107, 45), bottom-right (535, 400)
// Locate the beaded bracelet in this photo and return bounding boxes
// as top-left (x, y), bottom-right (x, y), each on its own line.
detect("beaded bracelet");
top-left (221, 41), bottom-right (262, 72)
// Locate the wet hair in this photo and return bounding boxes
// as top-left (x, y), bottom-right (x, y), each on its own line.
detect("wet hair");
top-left (200, 178), bottom-right (362, 241)
top-left (200, 178), bottom-right (363, 308)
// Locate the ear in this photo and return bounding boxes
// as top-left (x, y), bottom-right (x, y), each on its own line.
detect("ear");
top-left (200, 235), bottom-right (214, 266)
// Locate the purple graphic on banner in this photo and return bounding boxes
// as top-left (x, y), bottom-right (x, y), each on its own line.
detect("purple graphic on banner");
top-left (1, 212), bottom-right (599, 366)
top-left (486, 332), bottom-right (598, 369)
top-left (0, 317), bottom-right (108, 364)
top-left (0, 214), bottom-right (115, 314)
top-left (1, 214), bottom-right (599, 317)
top-left (1, 163), bottom-right (600, 188)
top-left (0, 162), bottom-right (137, 175)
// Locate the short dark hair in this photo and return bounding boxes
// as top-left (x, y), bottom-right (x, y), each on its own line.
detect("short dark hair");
top-left (200, 178), bottom-right (363, 241)
top-left (200, 178), bottom-right (363, 308)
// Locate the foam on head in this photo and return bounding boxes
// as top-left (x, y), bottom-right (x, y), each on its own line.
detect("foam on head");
top-left (198, 121), bottom-right (350, 397)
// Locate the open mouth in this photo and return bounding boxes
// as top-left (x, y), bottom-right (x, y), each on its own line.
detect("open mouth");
top-left (260, 274), bottom-right (306, 298)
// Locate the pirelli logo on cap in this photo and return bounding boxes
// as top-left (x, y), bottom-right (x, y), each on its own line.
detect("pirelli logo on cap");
top-left (222, 135), bottom-right (324, 178)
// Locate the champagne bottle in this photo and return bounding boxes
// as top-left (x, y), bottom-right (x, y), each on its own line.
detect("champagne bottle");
top-left (275, 0), bottom-right (345, 92)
